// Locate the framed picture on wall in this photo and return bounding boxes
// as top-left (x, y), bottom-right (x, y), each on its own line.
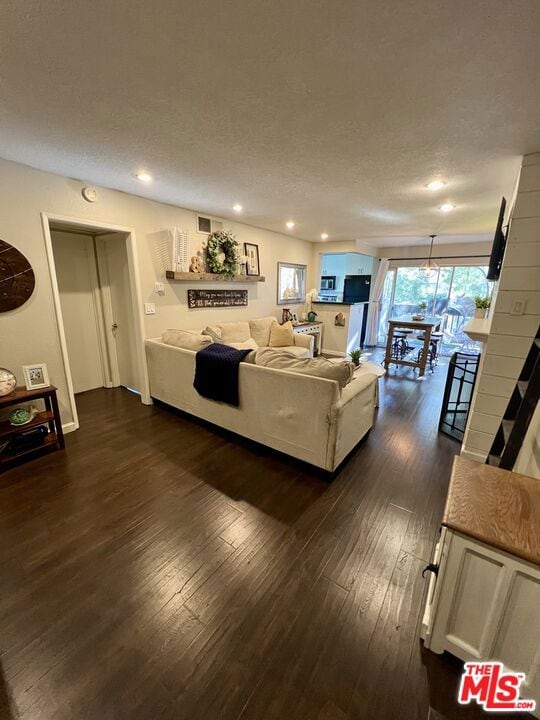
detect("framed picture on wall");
top-left (244, 243), bottom-right (260, 276)
top-left (277, 262), bottom-right (307, 305)
top-left (22, 363), bottom-right (50, 390)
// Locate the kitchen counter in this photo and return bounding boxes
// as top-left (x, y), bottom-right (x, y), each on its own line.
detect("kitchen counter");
top-left (313, 300), bottom-right (363, 306)
top-left (310, 302), bottom-right (369, 355)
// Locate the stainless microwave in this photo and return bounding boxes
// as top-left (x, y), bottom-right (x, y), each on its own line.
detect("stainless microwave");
top-left (320, 275), bottom-right (336, 290)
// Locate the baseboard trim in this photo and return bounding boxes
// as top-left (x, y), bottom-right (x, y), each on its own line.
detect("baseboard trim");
top-left (460, 448), bottom-right (487, 463)
top-left (62, 421), bottom-right (77, 435)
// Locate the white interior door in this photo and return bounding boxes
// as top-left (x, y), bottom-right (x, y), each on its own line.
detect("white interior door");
top-left (96, 233), bottom-right (138, 392)
top-left (51, 231), bottom-right (106, 393)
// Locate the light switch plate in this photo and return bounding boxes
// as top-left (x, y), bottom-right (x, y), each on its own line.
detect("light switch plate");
top-left (154, 282), bottom-right (165, 295)
top-left (510, 297), bottom-right (526, 316)
top-left (144, 303), bottom-right (156, 315)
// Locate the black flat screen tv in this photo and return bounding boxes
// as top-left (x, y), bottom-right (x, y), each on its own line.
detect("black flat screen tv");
top-left (487, 197), bottom-right (507, 281)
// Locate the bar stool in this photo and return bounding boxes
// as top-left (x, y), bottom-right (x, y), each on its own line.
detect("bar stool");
top-left (391, 330), bottom-right (408, 360)
top-left (416, 332), bottom-right (443, 370)
top-left (398, 328), bottom-right (414, 352)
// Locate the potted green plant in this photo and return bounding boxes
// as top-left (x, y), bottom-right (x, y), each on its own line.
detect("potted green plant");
top-left (349, 348), bottom-right (363, 367)
top-left (413, 301), bottom-right (428, 321)
top-left (305, 288), bottom-right (319, 322)
top-left (474, 296), bottom-right (491, 319)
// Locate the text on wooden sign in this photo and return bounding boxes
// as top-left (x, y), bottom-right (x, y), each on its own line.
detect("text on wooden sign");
top-left (187, 289), bottom-right (248, 309)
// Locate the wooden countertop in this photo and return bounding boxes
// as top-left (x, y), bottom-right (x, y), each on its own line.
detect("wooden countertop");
top-left (443, 456), bottom-right (540, 566)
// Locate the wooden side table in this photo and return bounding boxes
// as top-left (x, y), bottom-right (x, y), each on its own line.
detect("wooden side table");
top-left (0, 385), bottom-right (64, 470)
top-left (293, 322), bottom-right (323, 356)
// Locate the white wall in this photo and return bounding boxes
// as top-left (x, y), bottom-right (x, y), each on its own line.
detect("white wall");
top-left (462, 152), bottom-right (540, 464)
top-left (51, 231), bottom-right (104, 393)
top-left (0, 157), bottom-right (313, 426)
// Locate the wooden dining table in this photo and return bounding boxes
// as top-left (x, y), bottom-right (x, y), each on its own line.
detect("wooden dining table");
top-left (384, 315), bottom-right (442, 377)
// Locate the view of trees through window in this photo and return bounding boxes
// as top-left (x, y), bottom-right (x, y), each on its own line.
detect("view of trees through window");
top-left (377, 265), bottom-right (493, 353)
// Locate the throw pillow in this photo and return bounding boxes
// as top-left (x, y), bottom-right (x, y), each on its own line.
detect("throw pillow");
top-left (162, 329), bottom-right (213, 352)
top-left (204, 326), bottom-right (224, 343)
top-left (255, 348), bottom-right (355, 389)
top-left (269, 320), bottom-right (294, 348)
top-left (249, 317), bottom-right (276, 347)
top-left (217, 321), bottom-right (251, 343)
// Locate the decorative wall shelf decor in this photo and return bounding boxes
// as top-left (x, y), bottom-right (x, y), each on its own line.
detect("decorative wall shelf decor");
top-left (166, 271), bottom-right (265, 282)
top-left (171, 227), bottom-right (189, 272)
top-left (0, 239), bottom-right (35, 312)
top-left (187, 289), bottom-right (248, 309)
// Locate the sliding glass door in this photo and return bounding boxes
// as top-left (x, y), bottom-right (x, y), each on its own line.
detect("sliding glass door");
top-left (377, 264), bottom-right (493, 353)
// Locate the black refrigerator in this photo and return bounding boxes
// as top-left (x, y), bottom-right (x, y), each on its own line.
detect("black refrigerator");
top-left (343, 275), bottom-right (371, 304)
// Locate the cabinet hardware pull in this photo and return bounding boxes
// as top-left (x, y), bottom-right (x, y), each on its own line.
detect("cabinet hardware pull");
top-left (422, 563), bottom-right (439, 578)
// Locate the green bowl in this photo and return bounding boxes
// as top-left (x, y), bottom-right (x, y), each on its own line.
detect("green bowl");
top-left (9, 408), bottom-right (32, 426)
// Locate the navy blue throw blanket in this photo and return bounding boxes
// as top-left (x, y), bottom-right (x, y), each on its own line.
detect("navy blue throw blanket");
top-left (194, 343), bottom-right (252, 407)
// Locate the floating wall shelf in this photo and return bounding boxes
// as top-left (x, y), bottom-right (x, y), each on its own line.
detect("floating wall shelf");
top-left (165, 271), bottom-right (265, 283)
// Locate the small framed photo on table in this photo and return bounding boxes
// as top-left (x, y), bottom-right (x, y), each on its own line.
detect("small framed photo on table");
top-left (244, 243), bottom-right (260, 276)
top-left (22, 363), bottom-right (50, 390)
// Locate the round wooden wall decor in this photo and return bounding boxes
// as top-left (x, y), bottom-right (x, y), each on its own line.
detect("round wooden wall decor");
top-left (0, 239), bottom-right (35, 312)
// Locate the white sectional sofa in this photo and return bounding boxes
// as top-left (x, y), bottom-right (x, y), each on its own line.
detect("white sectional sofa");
top-left (145, 317), bottom-right (377, 472)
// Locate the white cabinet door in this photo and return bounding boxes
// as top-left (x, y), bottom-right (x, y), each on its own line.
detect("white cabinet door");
top-left (427, 530), bottom-right (540, 706)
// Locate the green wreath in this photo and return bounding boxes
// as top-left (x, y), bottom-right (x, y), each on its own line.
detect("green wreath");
top-left (206, 230), bottom-right (239, 276)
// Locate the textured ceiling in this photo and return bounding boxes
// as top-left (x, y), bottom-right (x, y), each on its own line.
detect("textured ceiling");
top-left (1, 0), bottom-right (539, 246)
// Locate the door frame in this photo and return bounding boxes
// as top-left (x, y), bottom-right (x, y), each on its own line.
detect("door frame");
top-left (41, 212), bottom-right (151, 433)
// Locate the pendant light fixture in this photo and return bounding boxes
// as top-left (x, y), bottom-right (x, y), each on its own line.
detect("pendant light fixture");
top-left (420, 234), bottom-right (438, 278)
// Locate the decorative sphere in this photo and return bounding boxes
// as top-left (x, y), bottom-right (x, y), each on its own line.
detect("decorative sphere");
top-left (0, 367), bottom-right (17, 397)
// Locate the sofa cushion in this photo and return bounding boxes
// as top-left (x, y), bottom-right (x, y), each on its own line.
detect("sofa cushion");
top-left (217, 321), bottom-right (251, 343)
top-left (249, 317), bottom-right (276, 347)
top-left (279, 345), bottom-right (311, 358)
top-left (162, 329), bottom-right (213, 352)
top-left (269, 320), bottom-right (294, 347)
top-left (255, 348), bottom-right (355, 389)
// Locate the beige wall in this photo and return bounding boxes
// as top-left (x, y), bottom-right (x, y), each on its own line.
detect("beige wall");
top-left (462, 152), bottom-right (540, 465)
top-left (0, 158), bottom-right (312, 426)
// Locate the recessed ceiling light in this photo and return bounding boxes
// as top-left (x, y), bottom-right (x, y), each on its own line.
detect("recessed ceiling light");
top-left (439, 203), bottom-right (455, 212)
top-left (321, 233), bottom-right (329, 240)
top-left (136, 172), bottom-right (152, 183)
top-left (233, 204), bottom-right (243, 213)
top-left (286, 221), bottom-right (295, 229)
top-left (426, 180), bottom-right (446, 191)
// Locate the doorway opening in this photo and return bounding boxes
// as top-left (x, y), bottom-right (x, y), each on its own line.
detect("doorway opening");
top-left (42, 214), bottom-right (150, 432)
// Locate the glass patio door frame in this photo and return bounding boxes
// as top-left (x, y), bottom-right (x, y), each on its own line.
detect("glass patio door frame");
top-left (378, 263), bottom-right (489, 347)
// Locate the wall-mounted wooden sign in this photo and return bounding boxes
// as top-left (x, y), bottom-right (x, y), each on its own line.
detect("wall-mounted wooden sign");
top-left (0, 239), bottom-right (35, 312)
top-left (187, 289), bottom-right (248, 309)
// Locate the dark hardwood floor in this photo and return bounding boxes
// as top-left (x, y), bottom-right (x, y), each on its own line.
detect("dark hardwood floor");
top-left (0, 357), bottom-right (520, 719)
